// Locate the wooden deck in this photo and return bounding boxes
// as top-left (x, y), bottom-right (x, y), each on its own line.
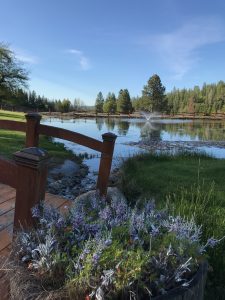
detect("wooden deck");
top-left (0, 183), bottom-right (72, 299)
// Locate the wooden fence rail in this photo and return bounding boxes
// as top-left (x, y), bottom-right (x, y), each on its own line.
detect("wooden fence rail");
top-left (0, 113), bottom-right (117, 230)
top-left (0, 113), bottom-right (117, 196)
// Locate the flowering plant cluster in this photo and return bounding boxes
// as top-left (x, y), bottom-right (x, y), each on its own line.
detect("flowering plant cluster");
top-left (14, 193), bottom-right (223, 300)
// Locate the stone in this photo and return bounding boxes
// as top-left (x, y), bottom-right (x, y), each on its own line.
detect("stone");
top-left (74, 187), bottom-right (127, 207)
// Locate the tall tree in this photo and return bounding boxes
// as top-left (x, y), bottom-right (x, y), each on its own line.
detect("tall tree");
top-left (61, 99), bottom-right (71, 113)
top-left (142, 74), bottom-right (166, 112)
top-left (73, 98), bottom-right (85, 111)
top-left (95, 92), bottom-right (104, 113)
top-left (0, 43), bottom-right (28, 91)
top-left (117, 89), bottom-right (132, 114)
top-left (103, 92), bottom-right (117, 114)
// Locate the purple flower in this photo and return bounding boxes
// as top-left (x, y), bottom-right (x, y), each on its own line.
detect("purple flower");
top-left (56, 217), bottom-right (66, 230)
top-left (92, 253), bottom-right (101, 265)
top-left (205, 237), bottom-right (221, 249)
top-left (99, 206), bottom-right (112, 222)
top-left (145, 200), bottom-right (155, 214)
top-left (31, 206), bottom-right (41, 218)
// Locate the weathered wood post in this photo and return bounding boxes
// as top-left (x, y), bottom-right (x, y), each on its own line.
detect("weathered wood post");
top-left (97, 132), bottom-right (117, 196)
top-left (25, 113), bottom-right (42, 147)
top-left (13, 147), bottom-right (49, 230)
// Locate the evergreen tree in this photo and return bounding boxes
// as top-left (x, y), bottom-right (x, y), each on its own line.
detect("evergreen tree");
top-left (103, 92), bottom-right (117, 114)
top-left (142, 74), bottom-right (166, 112)
top-left (117, 89), bottom-right (132, 114)
top-left (61, 99), bottom-right (71, 113)
top-left (95, 92), bottom-right (104, 113)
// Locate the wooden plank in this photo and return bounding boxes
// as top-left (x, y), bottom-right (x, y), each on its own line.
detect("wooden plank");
top-left (0, 225), bottom-right (13, 252)
top-left (0, 190), bottom-right (16, 204)
top-left (39, 124), bottom-right (103, 152)
top-left (0, 184), bottom-right (15, 194)
top-left (0, 199), bottom-right (15, 217)
top-left (0, 273), bottom-right (10, 300)
top-left (0, 245), bottom-right (11, 259)
top-left (0, 210), bottom-right (14, 231)
top-left (0, 120), bottom-right (26, 132)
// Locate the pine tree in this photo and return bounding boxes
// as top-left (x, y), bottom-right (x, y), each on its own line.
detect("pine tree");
top-left (95, 92), bottom-right (104, 113)
top-left (103, 92), bottom-right (117, 114)
top-left (117, 89), bottom-right (132, 114)
top-left (142, 74), bottom-right (166, 112)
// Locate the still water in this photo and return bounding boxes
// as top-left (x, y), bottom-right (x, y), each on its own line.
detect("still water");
top-left (42, 117), bottom-right (225, 173)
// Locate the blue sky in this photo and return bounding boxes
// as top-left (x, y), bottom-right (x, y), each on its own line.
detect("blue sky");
top-left (1, 0), bottom-right (225, 105)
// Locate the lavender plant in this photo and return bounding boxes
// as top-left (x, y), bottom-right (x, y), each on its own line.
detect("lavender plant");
top-left (14, 194), bottom-right (224, 300)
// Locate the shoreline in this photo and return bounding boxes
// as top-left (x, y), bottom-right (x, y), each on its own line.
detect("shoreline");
top-left (41, 111), bottom-right (225, 121)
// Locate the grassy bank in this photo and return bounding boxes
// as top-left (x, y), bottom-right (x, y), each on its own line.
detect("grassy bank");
top-left (0, 110), bottom-right (25, 121)
top-left (119, 152), bottom-right (225, 299)
top-left (0, 110), bottom-right (80, 166)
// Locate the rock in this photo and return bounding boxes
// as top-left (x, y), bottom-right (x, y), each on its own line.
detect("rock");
top-left (80, 167), bottom-right (88, 177)
top-left (74, 187), bottom-right (127, 207)
top-left (106, 187), bottom-right (127, 203)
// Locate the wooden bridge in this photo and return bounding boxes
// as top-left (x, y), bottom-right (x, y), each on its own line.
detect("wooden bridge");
top-left (0, 113), bottom-right (117, 299)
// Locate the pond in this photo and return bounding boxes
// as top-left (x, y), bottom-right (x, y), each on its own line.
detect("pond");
top-left (42, 117), bottom-right (225, 175)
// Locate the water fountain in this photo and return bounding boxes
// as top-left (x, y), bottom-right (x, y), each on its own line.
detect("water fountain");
top-left (141, 111), bottom-right (158, 122)
top-left (140, 111), bottom-right (161, 143)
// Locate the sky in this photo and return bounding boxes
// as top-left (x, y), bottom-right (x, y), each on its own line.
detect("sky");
top-left (1, 0), bottom-right (225, 105)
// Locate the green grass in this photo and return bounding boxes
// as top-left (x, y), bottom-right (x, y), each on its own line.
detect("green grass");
top-left (120, 152), bottom-right (225, 204)
top-left (119, 152), bottom-right (225, 299)
top-left (0, 110), bottom-right (25, 121)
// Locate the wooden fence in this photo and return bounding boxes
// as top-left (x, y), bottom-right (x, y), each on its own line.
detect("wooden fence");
top-left (0, 113), bottom-right (117, 230)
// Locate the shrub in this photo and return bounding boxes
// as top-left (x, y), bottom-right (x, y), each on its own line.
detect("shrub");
top-left (12, 194), bottom-right (224, 300)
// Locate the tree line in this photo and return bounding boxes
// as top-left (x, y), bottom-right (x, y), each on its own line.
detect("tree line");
top-left (166, 81), bottom-right (225, 114)
top-left (95, 74), bottom-right (166, 114)
top-left (96, 76), bottom-right (225, 115)
top-left (0, 86), bottom-right (88, 113)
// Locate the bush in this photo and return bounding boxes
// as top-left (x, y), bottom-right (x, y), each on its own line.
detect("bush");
top-left (11, 193), bottom-right (224, 300)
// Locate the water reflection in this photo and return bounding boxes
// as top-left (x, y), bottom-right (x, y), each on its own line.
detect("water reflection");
top-left (164, 120), bottom-right (225, 141)
top-left (117, 121), bottom-right (130, 136)
top-left (96, 118), bottom-right (104, 131)
top-left (105, 118), bottom-right (115, 131)
top-left (140, 122), bottom-right (161, 143)
top-left (45, 117), bottom-right (225, 142)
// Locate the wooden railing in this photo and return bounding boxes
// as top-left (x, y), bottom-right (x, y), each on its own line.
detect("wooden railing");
top-left (0, 113), bottom-right (117, 230)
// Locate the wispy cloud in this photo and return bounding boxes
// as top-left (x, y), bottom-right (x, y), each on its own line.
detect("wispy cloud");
top-left (144, 17), bottom-right (225, 79)
top-left (14, 49), bottom-right (39, 64)
top-left (66, 49), bottom-right (91, 70)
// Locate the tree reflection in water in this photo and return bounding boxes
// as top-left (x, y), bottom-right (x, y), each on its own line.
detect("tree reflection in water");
top-left (141, 121), bottom-right (161, 143)
top-left (117, 120), bottom-right (130, 136)
top-left (95, 118), bottom-right (104, 131)
top-left (105, 118), bottom-right (115, 131)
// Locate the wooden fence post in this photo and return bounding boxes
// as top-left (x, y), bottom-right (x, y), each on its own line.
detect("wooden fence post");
top-left (25, 113), bottom-right (42, 147)
top-left (97, 132), bottom-right (117, 196)
top-left (13, 147), bottom-right (49, 230)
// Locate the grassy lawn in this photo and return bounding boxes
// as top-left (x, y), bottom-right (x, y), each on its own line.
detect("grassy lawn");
top-left (0, 110), bottom-right (25, 121)
top-left (119, 152), bottom-right (225, 300)
top-left (0, 110), bottom-right (80, 166)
